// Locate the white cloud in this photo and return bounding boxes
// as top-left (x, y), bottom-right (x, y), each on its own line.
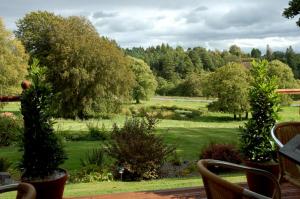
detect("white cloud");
top-left (0, 0), bottom-right (299, 52)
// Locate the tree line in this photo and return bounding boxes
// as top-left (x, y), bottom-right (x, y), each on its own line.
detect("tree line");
top-left (1, 10), bottom-right (299, 119)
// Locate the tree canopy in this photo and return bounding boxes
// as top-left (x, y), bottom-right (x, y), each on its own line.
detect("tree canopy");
top-left (15, 11), bottom-right (134, 118)
top-left (128, 57), bottom-right (157, 103)
top-left (0, 19), bottom-right (28, 96)
top-left (268, 60), bottom-right (298, 89)
top-left (283, 0), bottom-right (300, 27)
top-left (205, 62), bottom-right (250, 119)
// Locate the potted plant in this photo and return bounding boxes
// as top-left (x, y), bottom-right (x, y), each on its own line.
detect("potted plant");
top-left (19, 59), bottom-right (67, 199)
top-left (240, 60), bottom-right (280, 197)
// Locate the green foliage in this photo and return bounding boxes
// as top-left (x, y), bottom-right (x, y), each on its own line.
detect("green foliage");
top-left (0, 19), bottom-right (28, 96)
top-left (229, 45), bottom-right (242, 57)
top-left (268, 60), bottom-right (297, 88)
top-left (129, 105), bottom-right (203, 120)
top-left (128, 57), bottom-right (157, 103)
top-left (0, 114), bottom-right (23, 146)
top-left (240, 60), bottom-right (280, 162)
top-left (16, 11), bottom-right (134, 119)
top-left (205, 62), bottom-right (250, 119)
top-left (106, 116), bottom-right (175, 181)
top-left (285, 46), bottom-right (300, 78)
top-left (68, 165), bottom-right (113, 183)
top-left (251, 48), bottom-right (261, 58)
top-left (20, 60), bottom-right (67, 178)
top-left (0, 157), bottom-right (12, 172)
top-left (87, 123), bottom-right (109, 141)
top-left (156, 77), bottom-right (176, 96)
top-left (283, 0), bottom-right (300, 27)
top-left (80, 148), bottom-right (106, 168)
top-left (172, 72), bottom-right (207, 97)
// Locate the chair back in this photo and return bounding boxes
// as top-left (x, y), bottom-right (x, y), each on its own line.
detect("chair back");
top-left (271, 122), bottom-right (300, 186)
top-left (198, 159), bottom-right (281, 199)
top-left (0, 183), bottom-right (36, 199)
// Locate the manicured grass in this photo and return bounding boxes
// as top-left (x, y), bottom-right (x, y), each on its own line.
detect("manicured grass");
top-left (1, 99), bottom-right (299, 172)
top-left (0, 97), bottom-right (299, 198)
top-left (0, 175), bottom-right (245, 198)
top-left (63, 174), bottom-right (245, 197)
top-left (0, 141), bottom-right (102, 172)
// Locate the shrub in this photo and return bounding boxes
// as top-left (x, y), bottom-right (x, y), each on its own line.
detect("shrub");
top-left (0, 114), bottom-right (23, 146)
top-left (80, 148), bottom-right (106, 168)
top-left (106, 115), bottom-right (175, 181)
top-left (200, 143), bottom-right (242, 165)
top-left (68, 148), bottom-right (112, 183)
top-left (68, 166), bottom-right (113, 183)
top-left (0, 157), bottom-right (12, 172)
top-left (20, 60), bottom-right (67, 179)
top-left (240, 60), bottom-right (280, 162)
top-left (87, 123), bottom-right (109, 141)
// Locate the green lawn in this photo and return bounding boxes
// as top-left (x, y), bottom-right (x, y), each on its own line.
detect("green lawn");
top-left (0, 97), bottom-right (299, 197)
top-left (1, 98), bottom-right (299, 171)
top-left (0, 175), bottom-right (246, 198)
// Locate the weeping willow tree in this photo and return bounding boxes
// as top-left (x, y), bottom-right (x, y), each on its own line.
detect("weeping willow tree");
top-left (15, 11), bottom-right (134, 118)
top-left (0, 18), bottom-right (28, 96)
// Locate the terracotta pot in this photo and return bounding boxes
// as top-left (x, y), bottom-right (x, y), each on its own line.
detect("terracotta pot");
top-left (22, 169), bottom-right (67, 199)
top-left (244, 161), bottom-right (279, 197)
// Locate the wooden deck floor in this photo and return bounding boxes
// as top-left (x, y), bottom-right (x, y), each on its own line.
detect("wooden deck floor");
top-left (66, 183), bottom-right (300, 199)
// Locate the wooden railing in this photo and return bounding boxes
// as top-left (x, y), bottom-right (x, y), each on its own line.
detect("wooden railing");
top-left (276, 89), bottom-right (300, 94)
top-left (0, 80), bottom-right (30, 102)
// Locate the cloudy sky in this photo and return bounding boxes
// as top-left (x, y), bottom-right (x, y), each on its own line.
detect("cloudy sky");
top-left (1, 0), bottom-right (300, 52)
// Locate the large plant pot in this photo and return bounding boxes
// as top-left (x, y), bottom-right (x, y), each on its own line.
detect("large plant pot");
top-left (245, 161), bottom-right (279, 197)
top-left (22, 169), bottom-right (67, 199)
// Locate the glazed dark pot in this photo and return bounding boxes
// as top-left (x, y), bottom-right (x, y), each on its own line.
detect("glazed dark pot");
top-left (22, 169), bottom-right (67, 199)
top-left (244, 161), bottom-right (279, 197)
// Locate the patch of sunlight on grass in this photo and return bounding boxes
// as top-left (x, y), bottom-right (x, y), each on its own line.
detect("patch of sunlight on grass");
top-left (64, 175), bottom-right (245, 197)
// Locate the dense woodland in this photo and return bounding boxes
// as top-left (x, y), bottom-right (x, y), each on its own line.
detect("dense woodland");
top-left (125, 44), bottom-right (300, 96)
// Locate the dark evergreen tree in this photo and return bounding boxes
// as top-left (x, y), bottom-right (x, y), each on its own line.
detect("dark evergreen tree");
top-left (251, 48), bottom-right (261, 58)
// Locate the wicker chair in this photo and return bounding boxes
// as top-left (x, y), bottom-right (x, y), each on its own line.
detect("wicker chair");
top-left (271, 121), bottom-right (300, 187)
top-left (197, 159), bottom-right (281, 199)
top-left (0, 183), bottom-right (36, 199)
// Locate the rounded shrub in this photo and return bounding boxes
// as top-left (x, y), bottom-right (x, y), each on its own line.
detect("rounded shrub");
top-left (200, 143), bottom-right (242, 172)
top-left (0, 113), bottom-right (23, 146)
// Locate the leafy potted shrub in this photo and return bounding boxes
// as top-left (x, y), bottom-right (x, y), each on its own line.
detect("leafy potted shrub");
top-left (19, 60), bottom-right (67, 199)
top-left (240, 60), bottom-right (280, 197)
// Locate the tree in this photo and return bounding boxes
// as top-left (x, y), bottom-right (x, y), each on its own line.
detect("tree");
top-left (0, 19), bottom-right (28, 95)
top-left (128, 57), bottom-right (157, 103)
top-left (283, 0), bottom-right (300, 27)
top-left (229, 45), bottom-right (242, 57)
top-left (175, 72), bottom-right (208, 97)
top-left (268, 60), bottom-right (297, 88)
top-left (268, 60), bottom-right (298, 105)
top-left (272, 51), bottom-right (286, 63)
top-left (204, 62), bottom-right (250, 119)
top-left (198, 48), bottom-right (215, 71)
top-left (285, 46), bottom-right (299, 78)
top-left (15, 11), bottom-right (134, 118)
top-left (251, 48), bottom-right (261, 58)
top-left (187, 48), bottom-right (203, 71)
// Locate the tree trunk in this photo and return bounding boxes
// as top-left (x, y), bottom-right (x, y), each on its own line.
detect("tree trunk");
top-left (245, 112), bottom-right (249, 119)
